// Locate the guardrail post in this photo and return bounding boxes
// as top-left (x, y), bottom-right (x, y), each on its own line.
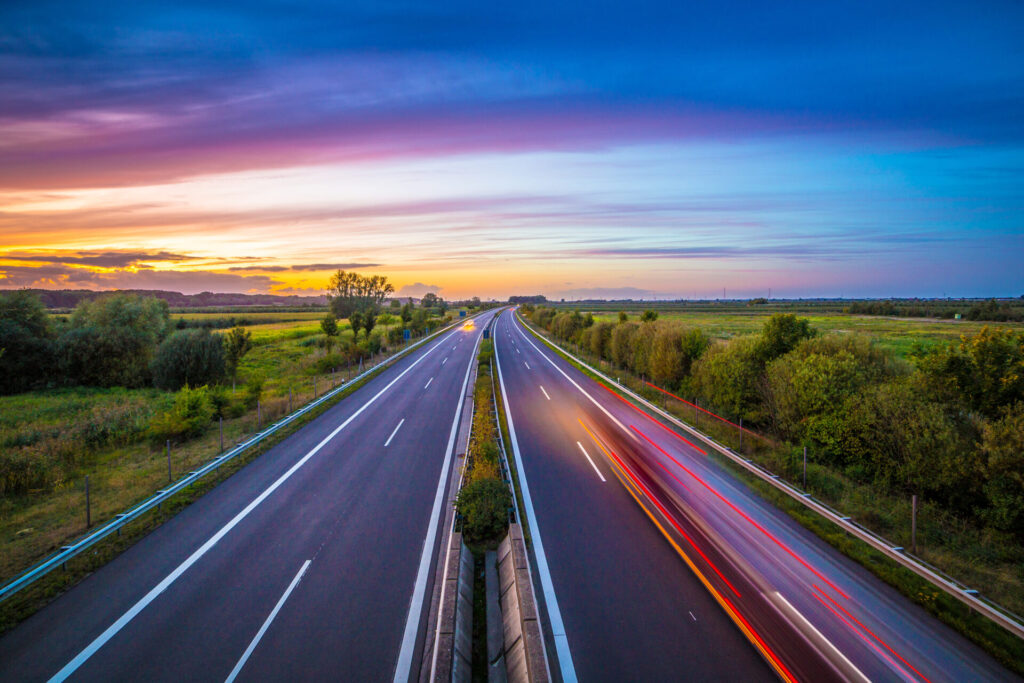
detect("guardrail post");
top-left (166, 440), bottom-right (172, 483)
top-left (912, 494), bottom-right (918, 554)
top-left (85, 475), bottom-right (91, 529)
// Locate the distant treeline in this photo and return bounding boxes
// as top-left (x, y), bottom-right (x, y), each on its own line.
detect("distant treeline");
top-left (845, 298), bottom-right (1024, 322)
top-left (508, 295), bottom-right (547, 304)
top-left (21, 288), bottom-right (328, 310)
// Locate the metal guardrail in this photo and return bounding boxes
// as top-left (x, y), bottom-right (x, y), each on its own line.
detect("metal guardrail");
top-left (516, 313), bottom-right (1024, 642)
top-left (0, 313), bottom-right (481, 604)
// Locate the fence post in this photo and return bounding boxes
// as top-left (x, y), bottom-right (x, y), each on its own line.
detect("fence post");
top-left (219, 417), bottom-right (224, 452)
top-left (738, 417), bottom-right (743, 452)
top-left (289, 388), bottom-right (293, 413)
top-left (257, 400), bottom-right (262, 429)
top-left (912, 494), bottom-right (918, 554)
top-left (313, 378), bottom-right (317, 399)
top-left (694, 399), bottom-right (698, 428)
top-left (166, 440), bottom-right (172, 483)
top-left (85, 475), bottom-right (91, 529)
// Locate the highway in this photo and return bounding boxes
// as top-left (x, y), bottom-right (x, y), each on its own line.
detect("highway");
top-left (494, 309), bottom-right (1013, 682)
top-left (0, 310), bottom-right (498, 683)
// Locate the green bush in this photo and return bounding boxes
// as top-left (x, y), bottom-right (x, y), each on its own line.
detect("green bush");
top-left (242, 375), bottom-right (264, 409)
top-left (148, 385), bottom-right (215, 444)
top-left (312, 352), bottom-right (346, 374)
top-left (151, 329), bottom-right (227, 390)
top-left (0, 449), bottom-right (62, 496)
top-left (60, 294), bottom-right (170, 388)
top-left (456, 477), bottom-right (511, 544)
top-left (0, 290), bottom-right (55, 394)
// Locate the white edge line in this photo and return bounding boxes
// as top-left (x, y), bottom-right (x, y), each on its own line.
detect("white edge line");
top-left (384, 418), bottom-right (406, 447)
top-left (48, 328), bottom-right (457, 683)
top-left (576, 442), bottom-right (606, 482)
top-left (539, 385), bottom-right (551, 401)
top-left (392, 318), bottom-right (484, 682)
top-left (772, 591), bottom-right (871, 683)
top-left (496, 315), bottom-right (573, 682)
top-left (512, 316), bottom-right (637, 442)
top-left (225, 560), bottom-right (311, 683)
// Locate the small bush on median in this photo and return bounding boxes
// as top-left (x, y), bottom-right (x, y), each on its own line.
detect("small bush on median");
top-left (456, 478), bottom-right (511, 544)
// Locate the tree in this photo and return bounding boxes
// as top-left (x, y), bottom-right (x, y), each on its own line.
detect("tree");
top-left (223, 326), bottom-right (253, 385)
top-left (326, 270), bottom-right (395, 318)
top-left (348, 310), bottom-right (364, 339)
top-left (59, 294), bottom-right (170, 387)
top-left (320, 314), bottom-right (339, 352)
top-left (618, 311), bottom-right (628, 323)
top-left (0, 290), bottom-right (54, 394)
top-left (764, 334), bottom-right (899, 440)
top-left (640, 310), bottom-right (659, 322)
top-left (757, 313), bottom-right (815, 362)
top-left (692, 335), bottom-right (765, 422)
top-left (389, 298), bottom-right (401, 309)
top-left (610, 322), bottom-right (638, 369)
top-left (151, 329), bottom-right (227, 390)
top-left (400, 302), bottom-right (413, 323)
top-left (917, 326), bottom-right (1024, 418)
top-left (363, 311), bottom-right (377, 338)
top-left (979, 402), bottom-right (1024, 538)
top-left (648, 327), bottom-right (684, 386)
top-left (421, 292), bottom-right (440, 309)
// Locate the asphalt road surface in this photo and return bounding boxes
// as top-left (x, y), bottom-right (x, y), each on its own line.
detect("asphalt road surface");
top-left (0, 310), bottom-right (498, 683)
top-left (494, 309), bottom-right (1013, 683)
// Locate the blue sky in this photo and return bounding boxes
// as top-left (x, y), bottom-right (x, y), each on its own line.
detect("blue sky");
top-left (0, 0), bottom-right (1021, 298)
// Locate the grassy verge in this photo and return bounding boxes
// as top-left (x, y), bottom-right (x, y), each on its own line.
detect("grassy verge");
top-left (519, 314), bottom-right (1024, 675)
top-left (0, 318), bottom-right (462, 634)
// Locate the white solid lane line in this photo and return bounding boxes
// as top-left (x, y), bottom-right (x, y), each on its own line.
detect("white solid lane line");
top-left (495, 318), bottom-right (572, 682)
top-left (576, 442), bottom-right (606, 482)
top-left (539, 385), bottom-right (551, 401)
top-left (224, 560), bottom-right (311, 683)
top-left (48, 327), bottom-right (457, 683)
top-left (384, 418), bottom-right (405, 447)
top-left (424, 377), bottom-right (434, 390)
top-left (393, 324), bottom-right (484, 682)
top-left (772, 592), bottom-right (870, 683)
top-left (513, 315), bottom-right (636, 442)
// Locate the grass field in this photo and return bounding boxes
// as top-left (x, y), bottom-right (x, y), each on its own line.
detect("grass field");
top-left (0, 313), bottom-right (434, 588)
top-left (588, 309), bottom-right (1024, 358)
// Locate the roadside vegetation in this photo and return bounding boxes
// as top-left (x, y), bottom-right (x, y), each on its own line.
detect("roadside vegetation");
top-left (523, 304), bottom-right (1024, 663)
top-left (0, 274), bottom-right (478, 589)
top-left (456, 338), bottom-right (512, 547)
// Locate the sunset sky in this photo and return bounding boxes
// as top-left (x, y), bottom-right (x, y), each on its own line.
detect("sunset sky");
top-left (1, 1), bottom-right (1021, 300)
